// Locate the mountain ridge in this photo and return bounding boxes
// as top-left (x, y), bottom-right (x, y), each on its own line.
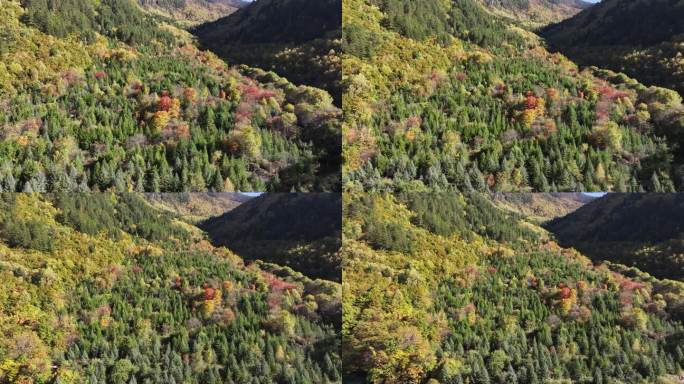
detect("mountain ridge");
top-left (547, 193), bottom-right (684, 281)
top-left (481, 0), bottom-right (593, 24)
top-left (137, 0), bottom-right (248, 25)
top-left (343, 0), bottom-right (684, 192)
top-left (199, 193), bottom-right (342, 281)
top-left (193, 0), bottom-right (342, 104)
top-left (1, 0), bottom-right (342, 192)
top-left (541, 0), bottom-right (684, 96)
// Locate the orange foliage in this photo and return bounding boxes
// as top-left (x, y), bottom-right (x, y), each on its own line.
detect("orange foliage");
top-left (157, 95), bottom-right (172, 112)
top-left (204, 287), bottom-right (216, 300)
top-left (545, 87), bottom-right (559, 102)
top-left (183, 87), bottom-right (196, 103)
top-left (17, 135), bottom-right (30, 147)
top-left (176, 124), bottom-right (190, 140)
top-left (169, 98), bottom-right (181, 119)
top-left (557, 286), bottom-right (578, 314)
top-left (559, 287), bottom-right (572, 300)
top-left (219, 309), bottom-right (235, 325)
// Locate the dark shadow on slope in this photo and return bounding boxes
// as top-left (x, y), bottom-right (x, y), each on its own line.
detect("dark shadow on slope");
top-left (199, 193), bottom-right (342, 282)
top-left (192, 0), bottom-right (342, 105)
top-left (546, 193), bottom-right (684, 281)
top-left (539, 0), bottom-right (684, 96)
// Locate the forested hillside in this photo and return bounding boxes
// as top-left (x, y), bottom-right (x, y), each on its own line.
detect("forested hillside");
top-left (194, 0), bottom-right (343, 104)
top-left (0, 0), bottom-right (341, 192)
top-left (0, 193), bottom-right (341, 383)
top-left (541, 0), bottom-right (684, 97)
top-left (548, 193), bottom-right (684, 281)
top-left (342, 0), bottom-right (684, 192)
top-left (343, 192), bottom-right (684, 383)
top-left (200, 193), bottom-right (342, 281)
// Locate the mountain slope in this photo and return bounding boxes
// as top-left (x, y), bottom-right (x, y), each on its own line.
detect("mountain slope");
top-left (481, 0), bottom-right (593, 24)
top-left (193, 0), bottom-right (342, 104)
top-left (199, 193), bottom-right (342, 281)
top-left (143, 192), bottom-right (253, 221)
top-left (343, 0), bottom-right (684, 192)
top-left (492, 192), bottom-right (595, 222)
top-left (547, 193), bottom-right (684, 280)
top-left (541, 0), bottom-right (684, 96)
top-left (343, 192), bottom-right (684, 383)
top-left (138, 0), bottom-right (246, 25)
top-left (1, 0), bottom-right (341, 192)
top-left (0, 193), bottom-right (341, 383)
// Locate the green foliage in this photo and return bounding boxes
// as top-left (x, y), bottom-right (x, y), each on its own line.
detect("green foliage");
top-left (54, 193), bottom-right (118, 235)
top-left (21, 0), bottom-right (174, 44)
top-left (449, 0), bottom-right (527, 49)
top-left (0, 193), bottom-right (342, 383)
top-left (0, 216), bottom-right (53, 252)
top-left (343, 22), bottom-right (380, 58)
top-left (0, 194), bottom-right (53, 251)
top-left (343, 192), bottom-right (684, 383)
top-left (481, 0), bottom-right (590, 23)
top-left (343, 0), bottom-right (684, 192)
top-left (67, 245), bottom-right (340, 384)
top-left (54, 193), bottom-right (191, 241)
top-left (368, 0), bottom-right (451, 43)
top-left (435, 248), bottom-right (684, 384)
top-left (1, 0), bottom-right (341, 192)
top-left (0, 43), bottom-right (340, 192)
top-left (402, 192), bottom-right (539, 242)
top-left (136, 0), bottom-right (241, 26)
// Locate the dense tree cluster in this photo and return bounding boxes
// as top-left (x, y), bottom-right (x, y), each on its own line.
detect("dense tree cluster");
top-left (342, 192), bottom-right (684, 383)
top-left (342, 0), bottom-right (684, 192)
top-left (20, 0), bottom-right (175, 45)
top-left (481, 0), bottom-right (590, 23)
top-left (66, 245), bottom-right (340, 384)
top-left (54, 193), bottom-right (191, 241)
top-left (0, 193), bottom-right (342, 383)
top-left (0, 194), bottom-right (54, 251)
top-left (2, 0), bottom-right (341, 192)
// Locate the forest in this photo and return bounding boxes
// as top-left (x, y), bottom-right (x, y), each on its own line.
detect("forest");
top-left (0, 193), bottom-right (341, 384)
top-left (0, 0), bottom-right (341, 192)
top-left (342, 0), bottom-right (684, 192)
top-left (342, 192), bottom-right (684, 383)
